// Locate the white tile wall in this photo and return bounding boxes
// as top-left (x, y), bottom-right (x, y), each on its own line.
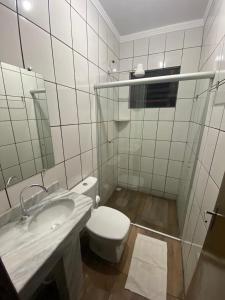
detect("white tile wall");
top-left (180, 1), bottom-right (225, 292)
top-left (118, 27), bottom-right (203, 198)
top-left (0, 0), bottom-right (120, 214)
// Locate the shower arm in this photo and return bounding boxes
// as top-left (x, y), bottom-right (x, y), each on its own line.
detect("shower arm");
top-left (94, 71), bottom-right (215, 89)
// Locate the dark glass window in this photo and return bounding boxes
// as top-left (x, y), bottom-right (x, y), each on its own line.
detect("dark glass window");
top-left (129, 66), bottom-right (181, 108)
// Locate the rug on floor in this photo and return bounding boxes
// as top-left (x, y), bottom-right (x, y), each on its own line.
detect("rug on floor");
top-left (125, 233), bottom-right (167, 300)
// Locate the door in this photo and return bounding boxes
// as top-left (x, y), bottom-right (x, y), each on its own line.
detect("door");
top-left (185, 173), bottom-right (225, 299)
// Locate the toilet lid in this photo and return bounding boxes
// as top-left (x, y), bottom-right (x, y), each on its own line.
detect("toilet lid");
top-left (86, 206), bottom-right (131, 240)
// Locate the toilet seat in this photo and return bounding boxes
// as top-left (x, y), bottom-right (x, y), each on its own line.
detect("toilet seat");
top-left (86, 206), bottom-right (130, 241)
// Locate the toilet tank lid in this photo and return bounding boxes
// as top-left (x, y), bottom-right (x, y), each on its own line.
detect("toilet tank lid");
top-left (70, 177), bottom-right (97, 195)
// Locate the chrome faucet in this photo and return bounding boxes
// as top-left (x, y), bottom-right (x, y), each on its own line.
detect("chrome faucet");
top-left (19, 184), bottom-right (48, 220)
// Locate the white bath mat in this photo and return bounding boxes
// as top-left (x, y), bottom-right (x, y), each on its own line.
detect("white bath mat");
top-left (125, 234), bottom-right (167, 300)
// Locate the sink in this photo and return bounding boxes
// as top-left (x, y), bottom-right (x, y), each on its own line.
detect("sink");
top-left (28, 199), bottom-right (75, 235)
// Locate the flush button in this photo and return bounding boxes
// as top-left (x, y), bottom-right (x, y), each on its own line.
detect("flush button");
top-left (83, 182), bottom-right (88, 186)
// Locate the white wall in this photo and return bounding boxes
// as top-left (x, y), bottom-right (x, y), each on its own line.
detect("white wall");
top-left (117, 27), bottom-right (203, 199)
top-left (181, 0), bottom-right (225, 292)
top-left (0, 0), bottom-right (120, 213)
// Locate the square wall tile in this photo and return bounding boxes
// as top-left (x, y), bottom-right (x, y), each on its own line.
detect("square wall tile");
top-left (140, 156), bottom-right (154, 173)
top-left (170, 142), bottom-right (186, 161)
top-left (120, 41), bottom-right (133, 59)
top-left (2, 69), bottom-right (23, 97)
top-left (144, 108), bottom-right (159, 120)
top-left (58, 85), bottom-right (78, 125)
top-left (71, 0), bottom-right (86, 20)
top-left (152, 175), bottom-right (166, 192)
top-left (49, 0), bottom-right (72, 46)
top-left (74, 52), bottom-right (89, 92)
top-left (181, 47), bottom-right (201, 73)
top-left (120, 58), bottom-right (133, 72)
top-left (142, 139), bottom-right (155, 157)
top-left (148, 53), bottom-right (164, 69)
top-left (133, 56), bottom-right (148, 70)
top-left (172, 122), bottom-right (189, 142)
top-left (12, 120), bottom-right (30, 142)
top-left (167, 160), bottom-right (182, 179)
top-left (130, 139), bottom-right (142, 155)
top-left (129, 155), bottom-right (141, 171)
top-left (19, 17), bottom-right (54, 81)
top-left (143, 121), bottom-right (157, 139)
top-left (118, 154), bottom-right (128, 169)
top-left (52, 38), bottom-right (75, 88)
top-left (0, 144), bottom-right (18, 169)
top-left (149, 34), bottom-right (166, 54)
top-left (166, 30), bottom-right (184, 51)
top-left (16, 141), bottom-right (33, 163)
top-left (164, 50), bottom-right (182, 68)
top-left (79, 124), bottom-right (92, 152)
top-left (65, 155), bottom-right (82, 189)
top-left (62, 125), bottom-right (80, 159)
top-left (18, 0), bottom-right (50, 32)
top-left (155, 141), bottom-right (170, 159)
top-left (157, 121), bottom-right (173, 140)
top-left (21, 160), bottom-right (36, 179)
top-left (184, 27), bottom-right (203, 48)
top-left (134, 38), bottom-right (149, 56)
top-left (130, 121), bottom-right (143, 138)
top-left (159, 108), bottom-right (175, 120)
top-left (153, 158), bottom-right (168, 176)
top-left (0, 5), bottom-right (23, 67)
top-left (175, 99), bottom-right (193, 121)
top-left (165, 177), bottom-right (179, 194)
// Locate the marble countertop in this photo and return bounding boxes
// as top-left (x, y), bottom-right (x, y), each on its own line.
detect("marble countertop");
top-left (0, 189), bottom-right (93, 299)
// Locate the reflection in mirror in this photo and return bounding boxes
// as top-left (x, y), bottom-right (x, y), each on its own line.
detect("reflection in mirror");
top-left (0, 62), bottom-right (54, 190)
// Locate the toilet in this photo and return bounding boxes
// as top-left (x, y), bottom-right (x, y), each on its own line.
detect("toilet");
top-left (71, 177), bottom-right (130, 263)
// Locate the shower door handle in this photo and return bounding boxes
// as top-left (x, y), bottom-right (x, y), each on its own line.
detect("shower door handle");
top-left (205, 209), bottom-right (225, 229)
top-left (206, 211), bottom-right (225, 218)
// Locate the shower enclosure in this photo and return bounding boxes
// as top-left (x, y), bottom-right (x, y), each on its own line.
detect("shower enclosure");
top-left (95, 71), bottom-right (214, 238)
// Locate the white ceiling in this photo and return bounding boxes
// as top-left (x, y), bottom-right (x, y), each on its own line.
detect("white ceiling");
top-left (99, 0), bottom-right (210, 36)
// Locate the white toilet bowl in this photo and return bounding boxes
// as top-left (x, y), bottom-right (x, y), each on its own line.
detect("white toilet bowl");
top-left (70, 177), bottom-right (130, 263)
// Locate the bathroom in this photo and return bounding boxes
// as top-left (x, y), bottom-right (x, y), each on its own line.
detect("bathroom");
top-left (0, 0), bottom-right (225, 299)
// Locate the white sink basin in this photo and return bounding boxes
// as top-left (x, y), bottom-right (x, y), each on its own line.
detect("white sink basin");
top-left (28, 199), bottom-right (75, 235)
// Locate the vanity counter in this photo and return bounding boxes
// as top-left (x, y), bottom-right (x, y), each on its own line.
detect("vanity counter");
top-left (0, 189), bottom-right (93, 300)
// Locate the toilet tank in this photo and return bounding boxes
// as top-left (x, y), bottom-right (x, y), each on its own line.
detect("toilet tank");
top-left (70, 177), bottom-right (98, 200)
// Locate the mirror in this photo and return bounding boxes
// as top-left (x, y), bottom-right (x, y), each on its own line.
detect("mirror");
top-left (0, 62), bottom-right (54, 190)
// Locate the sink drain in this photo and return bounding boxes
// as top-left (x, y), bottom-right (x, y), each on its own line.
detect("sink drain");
top-left (51, 223), bottom-right (60, 230)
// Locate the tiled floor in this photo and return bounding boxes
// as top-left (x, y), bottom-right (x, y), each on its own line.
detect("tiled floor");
top-left (105, 189), bottom-right (180, 237)
top-left (80, 225), bottom-right (184, 300)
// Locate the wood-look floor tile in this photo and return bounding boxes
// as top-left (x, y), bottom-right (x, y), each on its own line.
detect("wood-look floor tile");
top-left (106, 189), bottom-right (180, 237)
